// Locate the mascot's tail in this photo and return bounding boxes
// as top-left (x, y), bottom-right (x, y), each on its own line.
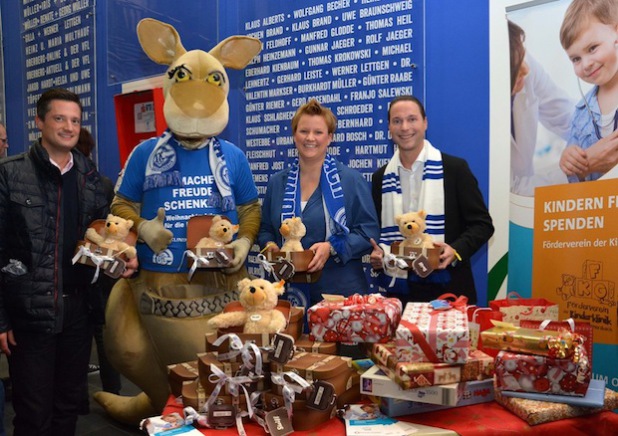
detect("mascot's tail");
top-left (93, 391), bottom-right (157, 426)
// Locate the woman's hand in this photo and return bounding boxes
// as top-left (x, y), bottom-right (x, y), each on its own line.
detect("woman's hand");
top-left (307, 241), bottom-right (332, 272)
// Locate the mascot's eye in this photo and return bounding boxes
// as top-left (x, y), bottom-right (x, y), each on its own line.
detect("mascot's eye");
top-left (207, 72), bottom-right (224, 86)
top-left (168, 65), bottom-right (192, 82)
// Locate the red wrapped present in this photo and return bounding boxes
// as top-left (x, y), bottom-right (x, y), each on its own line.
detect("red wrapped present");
top-left (372, 343), bottom-right (493, 389)
top-left (489, 291), bottom-right (559, 326)
top-left (494, 345), bottom-right (591, 396)
top-left (395, 296), bottom-right (470, 364)
top-left (307, 293), bottom-right (402, 343)
top-left (520, 318), bottom-right (593, 363)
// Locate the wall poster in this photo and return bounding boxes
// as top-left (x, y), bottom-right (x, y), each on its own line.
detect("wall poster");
top-left (233, 0), bottom-right (424, 286)
top-left (22, 0), bottom-right (96, 159)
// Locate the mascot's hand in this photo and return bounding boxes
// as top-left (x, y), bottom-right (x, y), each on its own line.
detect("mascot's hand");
top-left (137, 207), bottom-right (173, 253)
top-left (224, 237), bottom-right (251, 274)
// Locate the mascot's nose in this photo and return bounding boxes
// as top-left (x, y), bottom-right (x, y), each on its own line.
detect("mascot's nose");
top-left (223, 228), bottom-right (227, 233)
top-left (249, 286), bottom-right (256, 294)
top-left (170, 82), bottom-right (226, 118)
top-left (407, 224), bottom-right (412, 229)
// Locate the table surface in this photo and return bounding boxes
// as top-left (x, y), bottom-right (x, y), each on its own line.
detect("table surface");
top-left (163, 396), bottom-right (618, 435)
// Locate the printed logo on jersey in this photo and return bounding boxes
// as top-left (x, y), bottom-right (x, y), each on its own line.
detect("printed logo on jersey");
top-left (215, 161), bottom-right (231, 190)
top-left (153, 249), bottom-right (174, 266)
top-left (150, 143), bottom-right (177, 173)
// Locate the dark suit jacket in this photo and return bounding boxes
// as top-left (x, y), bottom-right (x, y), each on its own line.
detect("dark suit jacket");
top-left (371, 153), bottom-right (494, 304)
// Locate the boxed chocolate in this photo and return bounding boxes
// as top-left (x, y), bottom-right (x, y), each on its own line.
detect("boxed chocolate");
top-left (168, 360), bottom-right (199, 397)
top-left (294, 334), bottom-right (337, 355)
top-left (197, 352), bottom-right (269, 395)
top-left (308, 293), bottom-right (402, 343)
top-left (372, 343), bottom-right (493, 389)
top-left (270, 351), bottom-right (359, 407)
top-left (185, 215), bottom-right (235, 269)
top-left (262, 392), bottom-right (336, 431)
top-left (395, 302), bottom-right (469, 364)
top-left (265, 250), bottom-right (322, 283)
top-left (181, 379), bottom-right (248, 412)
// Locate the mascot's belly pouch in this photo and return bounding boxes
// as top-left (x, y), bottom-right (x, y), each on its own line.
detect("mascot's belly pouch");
top-left (133, 269), bottom-right (245, 365)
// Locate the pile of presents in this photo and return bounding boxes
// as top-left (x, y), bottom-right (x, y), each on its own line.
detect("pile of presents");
top-left (146, 291), bottom-right (618, 434)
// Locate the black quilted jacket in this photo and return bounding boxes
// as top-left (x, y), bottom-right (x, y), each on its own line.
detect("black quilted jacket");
top-left (0, 141), bottom-right (109, 333)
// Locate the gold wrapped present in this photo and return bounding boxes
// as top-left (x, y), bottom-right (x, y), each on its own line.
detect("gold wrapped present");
top-left (480, 320), bottom-right (582, 358)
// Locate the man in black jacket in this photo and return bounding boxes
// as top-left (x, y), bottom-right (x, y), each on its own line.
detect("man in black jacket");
top-left (370, 95), bottom-right (494, 306)
top-left (0, 88), bottom-right (137, 436)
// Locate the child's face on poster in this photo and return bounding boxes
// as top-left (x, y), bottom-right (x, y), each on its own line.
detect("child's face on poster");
top-left (566, 20), bottom-right (618, 87)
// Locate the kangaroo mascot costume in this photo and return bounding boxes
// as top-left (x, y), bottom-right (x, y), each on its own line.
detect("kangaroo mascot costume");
top-left (94, 18), bottom-right (262, 424)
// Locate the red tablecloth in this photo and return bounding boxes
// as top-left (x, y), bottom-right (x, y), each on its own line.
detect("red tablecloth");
top-left (163, 395), bottom-right (618, 435)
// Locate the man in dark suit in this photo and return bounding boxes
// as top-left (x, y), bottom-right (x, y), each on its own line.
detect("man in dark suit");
top-left (370, 95), bottom-right (494, 305)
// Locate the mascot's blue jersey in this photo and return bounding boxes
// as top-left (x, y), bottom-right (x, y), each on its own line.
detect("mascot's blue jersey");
top-left (117, 134), bottom-right (258, 272)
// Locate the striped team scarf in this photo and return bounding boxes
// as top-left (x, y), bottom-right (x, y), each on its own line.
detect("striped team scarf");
top-left (282, 154), bottom-right (349, 256)
top-left (377, 140), bottom-right (447, 292)
top-left (379, 140), bottom-right (445, 244)
top-left (143, 131), bottom-right (234, 212)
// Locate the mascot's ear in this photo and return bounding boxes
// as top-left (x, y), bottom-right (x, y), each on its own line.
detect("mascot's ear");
top-left (137, 18), bottom-right (187, 65)
top-left (210, 36), bottom-right (262, 70)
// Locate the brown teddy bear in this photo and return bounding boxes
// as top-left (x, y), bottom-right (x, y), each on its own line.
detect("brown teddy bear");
top-left (85, 214), bottom-right (137, 259)
top-left (395, 210), bottom-right (434, 249)
top-left (279, 216), bottom-right (306, 252)
top-left (207, 278), bottom-right (287, 334)
top-left (195, 215), bottom-right (239, 248)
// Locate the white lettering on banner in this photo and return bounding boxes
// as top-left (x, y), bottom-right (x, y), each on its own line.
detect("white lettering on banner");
top-left (293, 5), bottom-right (324, 18)
top-left (242, 0), bottom-right (421, 224)
top-left (544, 197), bottom-right (604, 213)
top-left (542, 217), bottom-right (604, 232)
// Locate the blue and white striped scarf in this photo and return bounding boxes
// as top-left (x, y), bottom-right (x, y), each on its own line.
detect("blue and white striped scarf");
top-left (143, 131), bottom-right (234, 211)
top-left (282, 154), bottom-right (349, 255)
top-left (377, 141), bottom-right (447, 292)
top-left (380, 140), bottom-right (445, 244)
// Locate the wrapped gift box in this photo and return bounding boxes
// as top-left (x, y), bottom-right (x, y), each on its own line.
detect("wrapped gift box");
top-left (481, 321), bottom-right (582, 358)
top-left (494, 384), bottom-right (618, 426)
top-left (495, 347), bottom-right (591, 396)
top-left (308, 293), bottom-right (402, 343)
top-left (360, 365), bottom-right (460, 406)
top-left (395, 302), bottom-right (469, 364)
top-left (520, 319), bottom-right (593, 363)
top-left (379, 379), bottom-right (494, 417)
top-left (372, 343), bottom-right (493, 389)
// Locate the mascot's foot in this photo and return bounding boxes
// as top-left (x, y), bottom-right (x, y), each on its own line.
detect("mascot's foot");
top-left (93, 391), bottom-right (158, 426)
